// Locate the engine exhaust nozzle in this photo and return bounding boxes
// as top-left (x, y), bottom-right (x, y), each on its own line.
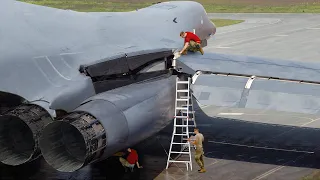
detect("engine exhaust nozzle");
top-left (39, 112), bottom-right (106, 172)
top-left (0, 104), bottom-right (52, 166)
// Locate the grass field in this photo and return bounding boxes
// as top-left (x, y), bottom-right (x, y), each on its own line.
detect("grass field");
top-left (21, 0), bottom-right (320, 13)
top-left (302, 170), bottom-right (320, 180)
top-left (211, 19), bottom-right (245, 27)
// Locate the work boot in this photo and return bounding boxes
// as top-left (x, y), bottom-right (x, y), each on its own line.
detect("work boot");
top-left (199, 47), bottom-right (204, 55)
top-left (199, 168), bottom-right (206, 173)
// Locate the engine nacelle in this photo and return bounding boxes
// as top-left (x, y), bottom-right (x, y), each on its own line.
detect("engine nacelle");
top-left (39, 76), bottom-right (176, 172)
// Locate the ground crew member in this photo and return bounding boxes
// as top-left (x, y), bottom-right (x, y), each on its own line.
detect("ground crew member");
top-left (119, 148), bottom-right (143, 170)
top-left (188, 128), bottom-right (206, 173)
top-left (179, 31), bottom-right (204, 55)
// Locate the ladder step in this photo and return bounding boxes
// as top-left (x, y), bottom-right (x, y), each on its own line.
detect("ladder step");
top-left (174, 116), bottom-right (189, 119)
top-left (168, 160), bottom-right (191, 163)
top-left (181, 105), bottom-right (193, 107)
top-left (170, 151), bottom-right (190, 154)
top-left (174, 133), bottom-right (189, 136)
top-left (180, 96), bottom-right (190, 99)
top-left (176, 107), bottom-right (188, 110)
top-left (175, 118), bottom-right (191, 121)
top-left (175, 125), bottom-right (196, 127)
top-left (177, 90), bottom-right (189, 92)
top-left (182, 132), bottom-right (196, 134)
top-left (177, 81), bottom-right (189, 84)
top-left (177, 98), bottom-right (189, 101)
top-left (176, 125), bottom-right (189, 127)
top-left (181, 111), bottom-right (195, 114)
top-left (172, 142), bottom-right (189, 145)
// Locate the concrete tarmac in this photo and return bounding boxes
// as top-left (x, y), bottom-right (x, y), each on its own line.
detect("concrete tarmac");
top-left (206, 13), bottom-right (320, 62)
top-left (156, 104), bottom-right (320, 180)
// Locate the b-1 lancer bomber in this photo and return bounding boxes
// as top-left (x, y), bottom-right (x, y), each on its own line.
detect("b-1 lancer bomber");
top-left (1, 0), bottom-right (320, 173)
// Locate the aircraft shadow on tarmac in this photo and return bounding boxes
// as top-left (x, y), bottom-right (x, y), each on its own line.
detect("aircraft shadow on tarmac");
top-left (2, 97), bottom-right (320, 180)
top-left (191, 98), bottom-right (320, 170)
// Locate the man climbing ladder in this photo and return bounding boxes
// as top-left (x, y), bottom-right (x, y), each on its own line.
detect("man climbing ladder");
top-left (179, 31), bottom-right (204, 55)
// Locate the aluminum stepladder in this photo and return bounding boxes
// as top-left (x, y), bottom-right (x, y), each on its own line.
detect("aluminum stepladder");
top-left (166, 76), bottom-right (197, 171)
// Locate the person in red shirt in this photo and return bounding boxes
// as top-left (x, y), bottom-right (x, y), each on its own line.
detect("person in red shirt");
top-left (179, 31), bottom-right (204, 55)
top-left (119, 148), bottom-right (143, 170)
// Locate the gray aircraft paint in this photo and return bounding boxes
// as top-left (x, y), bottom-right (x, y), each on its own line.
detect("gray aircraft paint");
top-left (39, 75), bottom-right (176, 172)
top-left (0, 0), bottom-right (215, 171)
top-left (1, 0), bottom-right (320, 173)
top-left (0, 0), bottom-right (214, 111)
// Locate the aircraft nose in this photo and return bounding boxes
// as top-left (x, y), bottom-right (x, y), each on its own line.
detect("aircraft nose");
top-left (212, 26), bottom-right (216, 36)
top-left (211, 21), bottom-right (216, 36)
top-left (207, 26), bottom-right (216, 40)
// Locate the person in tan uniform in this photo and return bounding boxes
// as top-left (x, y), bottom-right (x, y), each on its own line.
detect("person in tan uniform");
top-left (188, 128), bottom-right (206, 173)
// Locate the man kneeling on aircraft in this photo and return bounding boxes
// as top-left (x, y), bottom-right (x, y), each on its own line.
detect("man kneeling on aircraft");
top-left (179, 31), bottom-right (204, 55)
top-left (119, 148), bottom-right (143, 172)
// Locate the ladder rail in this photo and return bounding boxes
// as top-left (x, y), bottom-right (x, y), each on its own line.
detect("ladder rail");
top-left (181, 78), bottom-right (189, 150)
top-left (166, 76), bottom-right (179, 169)
top-left (191, 94), bottom-right (197, 127)
top-left (166, 76), bottom-right (196, 171)
top-left (186, 77), bottom-right (192, 171)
